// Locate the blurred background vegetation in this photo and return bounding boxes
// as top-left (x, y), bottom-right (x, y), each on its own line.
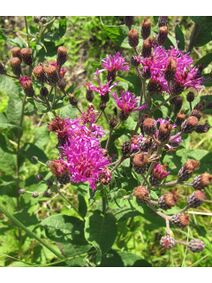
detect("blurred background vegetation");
top-left (0, 16), bottom-right (211, 267)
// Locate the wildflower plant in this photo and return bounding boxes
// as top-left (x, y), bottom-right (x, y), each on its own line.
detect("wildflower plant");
top-left (0, 16), bottom-right (211, 267)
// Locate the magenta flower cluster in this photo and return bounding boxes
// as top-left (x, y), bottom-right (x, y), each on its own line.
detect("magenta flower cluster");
top-left (49, 108), bottom-right (110, 190)
top-left (139, 46), bottom-right (202, 93)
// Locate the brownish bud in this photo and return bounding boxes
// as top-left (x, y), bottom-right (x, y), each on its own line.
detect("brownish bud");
top-left (158, 16), bottom-right (168, 27)
top-left (68, 93), bottom-right (78, 106)
top-left (141, 18), bottom-right (151, 39)
top-left (165, 58), bottom-right (177, 81)
top-left (192, 173), bottom-right (212, 190)
top-left (170, 96), bottom-right (183, 113)
top-left (43, 64), bottom-right (59, 84)
top-left (86, 89), bottom-right (94, 102)
top-left (181, 116), bottom-right (198, 133)
top-left (133, 186), bottom-right (149, 202)
top-left (159, 190), bottom-right (178, 210)
top-left (191, 109), bottom-right (202, 120)
top-left (195, 123), bottom-right (210, 133)
top-left (176, 112), bottom-right (186, 126)
top-left (128, 29), bottom-right (139, 47)
top-left (10, 57), bottom-right (21, 76)
top-left (132, 153), bottom-right (149, 174)
top-left (171, 213), bottom-right (190, 228)
top-left (188, 190), bottom-right (206, 208)
top-left (11, 47), bottom-right (22, 59)
top-left (121, 141), bottom-right (131, 157)
top-left (142, 38), bottom-right (152, 57)
top-left (143, 118), bottom-right (156, 136)
top-left (20, 48), bottom-right (33, 65)
top-left (57, 46), bottom-right (68, 66)
top-left (158, 122), bottom-right (172, 142)
top-left (178, 159), bottom-right (199, 182)
top-left (58, 78), bottom-right (66, 90)
top-left (33, 64), bottom-right (46, 82)
top-left (158, 26), bottom-right (168, 45)
top-left (40, 86), bottom-right (49, 97)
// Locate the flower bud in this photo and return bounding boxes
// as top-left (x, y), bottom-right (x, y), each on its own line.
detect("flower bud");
top-left (132, 153), bottom-right (149, 174)
top-left (181, 116), bottom-right (198, 133)
top-left (158, 26), bottom-right (168, 45)
top-left (158, 190), bottom-right (178, 210)
top-left (192, 173), bottom-right (212, 190)
top-left (178, 159), bottom-right (199, 182)
top-left (128, 29), bottom-right (139, 48)
top-left (165, 58), bottom-right (176, 81)
top-left (191, 109), bottom-right (202, 120)
top-left (143, 118), bottom-right (156, 136)
top-left (170, 213), bottom-right (190, 228)
top-left (131, 55), bottom-right (141, 67)
top-left (150, 163), bottom-right (169, 186)
top-left (86, 89), bottom-right (94, 102)
top-left (40, 86), bottom-right (49, 97)
top-left (20, 48), bottom-right (33, 65)
top-left (176, 112), bottom-right (186, 126)
top-left (99, 168), bottom-right (112, 185)
top-left (10, 57), bottom-right (21, 76)
top-left (133, 186), bottom-right (150, 202)
top-left (57, 46), bottom-right (68, 66)
top-left (142, 38), bottom-right (152, 58)
top-left (160, 235), bottom-right (176, 249)
top-left (121, 141), bottom-right (131, 157)
top-left (124, 16), bottom-right (134, 29)
top-left (141, 18), bottom-right (151, 39)
top-left (158, 16), bottom-right (168, 27)
top-left (48, 160), bottom-right (70, 185)
top-left (187, 190), bottom-right (206, 208)
top-left (43, 64), bottom-right (59, 84)
top-left (188, 239), bottom-right (205, 253)
top-left (11, 47), bottom-right (22, 59)
top-left (19, 76), bottom-right (34, 97)
top-left (33, 64), bottom-right (46, 82)
top-left (195, 123), bottom-right (210, 133)
top-left (158, 122), bottom-right (172, 143)
top-left (68, 93), bottom-right (78, 106)
top-left (147, 79), bottom-right (162, 94)
top-left (186, 91), bottom-right (195, 103)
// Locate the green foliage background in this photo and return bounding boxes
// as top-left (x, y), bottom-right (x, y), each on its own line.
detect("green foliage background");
top-left (0, 16), bottom-right (211, 267)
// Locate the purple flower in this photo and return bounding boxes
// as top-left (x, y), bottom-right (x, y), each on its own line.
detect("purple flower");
top-left (112, 91), bottom-right (147, 114)
top-left (152, 163), bottom-right (170, 180)
top-left (101, 52), bottom-right (129, 73)
top-left (50, 114), bottom-right (110, 190)
top-left (130, 134), bottom-right (144, 152)
top-left (86, 69), bottom-right (117, 97)
top-left (139, 46), bottom-right (202, 94)
top-left (169, 132), bottom-right (182, 147)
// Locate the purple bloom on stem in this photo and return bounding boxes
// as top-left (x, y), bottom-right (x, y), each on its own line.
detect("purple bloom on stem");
top-left (112, 91), bottom-right (147, 114)
top-left (101, 52), bottom-right (129, 73)
top-left (152, 163), bottom-right (170, 180)
top-left (50, 113), bottom-right (110, 190)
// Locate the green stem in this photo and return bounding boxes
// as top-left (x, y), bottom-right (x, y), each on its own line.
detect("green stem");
top-left (0, 203), bottom-right (64, 259)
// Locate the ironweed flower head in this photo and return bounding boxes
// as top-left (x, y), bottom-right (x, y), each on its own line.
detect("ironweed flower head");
top-left (101, 52), bottom-right (129, 73)
top-left (112, 91), bottom-right (147, 114)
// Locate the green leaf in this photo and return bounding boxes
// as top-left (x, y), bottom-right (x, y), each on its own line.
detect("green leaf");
top-left (102, 25), bottom-right (127, 45)
top-left (196, 53), bottom-right (212, 69)
top-left (175, 24), bottom-right (185, 50)
top-left (41, 214), bottom-right (86, 244)
top-left (84, 210), bottom-right (117, 254)
top-left (190, 16), bottom-right (212, 47)
top-left (117, 251), bottom-right (152, 266)
top-left (61, 244), bottom-right (91, 266)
